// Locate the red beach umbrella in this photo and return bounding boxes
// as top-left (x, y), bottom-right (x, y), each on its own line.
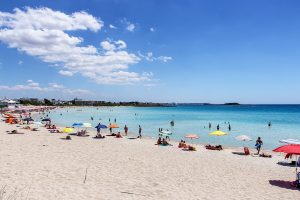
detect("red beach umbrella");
top-left (273, 144), bottom-right (300, 179)
top-left (273, 144), bottom-right (300, 155)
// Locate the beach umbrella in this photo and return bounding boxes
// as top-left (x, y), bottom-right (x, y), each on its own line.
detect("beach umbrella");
top-left (273, 144), bottom-right (300, 155)
top-left (185, 134), bottom-right (199, 145)
top-left (62, 127), bottom-right (74, 133)
top-left (72, 122), bottom-right (83, 127)
top-left (82, 123), bottom-right (92, 128)
top-left (161, 130), bottom-right (172, 135)
top-left (109, 123), bottom-right (119, 128)
top-left (185, 134), bottom-right (199, 139)
top-left (209, 131), bottom-right (228, 145)
top-left (273, 144), bottom-right (300, 179)
top-left (279, 139), bottom-right (300, 145)
top-left (209, 131), bottom-right (228, 136)
top-left (95, 124), bottom-right (107, 129)
top-left (235, 135), bottom-right (252, 142)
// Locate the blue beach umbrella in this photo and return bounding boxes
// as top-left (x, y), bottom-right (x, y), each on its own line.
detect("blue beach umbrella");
top-left (72, 122), bottom-right (83, 132)
top-left (95, 124), bottom-right (107, 129)
top-left (72, 122), bottom-right (83, 127)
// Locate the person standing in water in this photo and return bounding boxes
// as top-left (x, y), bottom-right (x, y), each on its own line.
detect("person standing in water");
top-left (138, 125), bottom-right (142, 138)
top-left (170, 120), bottom-right (174, 127)
top-left (268, 122), bottom-right (272, 127)
top-left (228, 123), bottom-right (231, 131)
top-left (124, 125), bottom-right (128, 136)
top-left (209, 122), bottom-right (211, 129)
top-left (114, 118), bottom-right (116, 123)
top-left (255, 137), bottom-right (263, 154)
top-left (217, 124), bottom-right (220, 131)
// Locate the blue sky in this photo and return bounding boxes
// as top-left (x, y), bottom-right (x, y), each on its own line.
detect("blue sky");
top-left (0, 0), bottom-right (300, 103)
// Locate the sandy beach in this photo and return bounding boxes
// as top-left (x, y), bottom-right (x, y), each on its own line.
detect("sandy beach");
top-left (0, 119), bottom-right (299, 200)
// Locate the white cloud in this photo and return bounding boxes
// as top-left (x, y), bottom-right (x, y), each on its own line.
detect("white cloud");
top-left (126, 23), bottom-right (135, 32)
top-left (138, 52), bottom-right (172, 63)
top-left (150, 27), bottom-right (155, 32)
top-left (100, 40), bottom-right (116, 51)
top-left (0, 80), bottom-right (92, 95)
top-left (109, 24), bottom-right (117, 29)
top-left (157, 56), bottom-right (172, 63)
top-left (18, 60), bottom-right (23, 65)
top-left (121, 18), bottom-right (135, 32)
top-left (59, 70), bottom-right (74, 76)
top-left (0, 7), bottom-right (152, 85)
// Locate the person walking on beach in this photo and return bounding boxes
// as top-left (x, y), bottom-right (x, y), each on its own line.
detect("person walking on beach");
top-left (109, 123), bottom-right (112, 134)
top-left (217, 124), bottom-right (220, 131)
top-left (255, 137), bottom-right (263, 154)
top-left (138, 125), bottom-right (142, 138)
top-left (124, 125), bottom-right (128, 136)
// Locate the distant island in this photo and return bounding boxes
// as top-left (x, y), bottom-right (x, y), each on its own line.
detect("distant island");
top-left (224, 103), bottom-right (240, 106)
top-left (1, 97), bottom-right (241, 108)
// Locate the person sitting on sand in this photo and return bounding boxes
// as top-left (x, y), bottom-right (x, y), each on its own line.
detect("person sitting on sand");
top-left (77, 130), bottom-right (86, 136)
top-left (23, 126), bottom-right (31, 130)
top-left (157, 137), bottom-right (162, 145)
top-left (116, 132), bottom-right (122, 138)
top-left (52, 125), bottom-right (57, 129)
top-left (178, 140), bottom-right (187, 148)
top-left (49, 129), bottom-right (61, 133)
top-left (95, 132), bottom-right (105, 138)
top-left (162, 138), bottom-right (169, 146)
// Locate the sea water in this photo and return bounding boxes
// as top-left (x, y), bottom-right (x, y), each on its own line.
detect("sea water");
top-left (42, 105), bottom-right (300, 149)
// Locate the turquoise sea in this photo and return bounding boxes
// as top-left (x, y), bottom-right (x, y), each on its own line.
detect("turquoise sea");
top-left (43, 105), bottom-right (300, 149)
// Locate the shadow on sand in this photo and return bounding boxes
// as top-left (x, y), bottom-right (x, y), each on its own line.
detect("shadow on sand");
top-left (232, 152), bottom-right (246, 156)
top-left (269, 180), bottom-right (299, 191)
top-left (277, 161), bottom-right (297, 167)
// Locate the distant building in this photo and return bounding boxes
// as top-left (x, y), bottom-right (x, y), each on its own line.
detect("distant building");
top-left (0, 98), bottom-right (19, 109)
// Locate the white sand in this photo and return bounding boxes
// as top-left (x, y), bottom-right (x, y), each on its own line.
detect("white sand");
top-left (0, 119), bottom-right (299, 199)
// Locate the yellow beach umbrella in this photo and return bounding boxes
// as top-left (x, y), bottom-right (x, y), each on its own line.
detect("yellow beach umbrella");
top-left (62, 127), bottom-right (74, 133)
top-left (209, 131), bottom-right (228, 136)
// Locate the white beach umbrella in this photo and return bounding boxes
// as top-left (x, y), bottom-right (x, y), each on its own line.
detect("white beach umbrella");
top-left (82, 123), bottom-right (92, 128)
top-left (161, 130), bottom-right (172, 135)
top-left (279, 139), bottom-right (300, 145)
top-left (235, 135), bottom-right (252, 142)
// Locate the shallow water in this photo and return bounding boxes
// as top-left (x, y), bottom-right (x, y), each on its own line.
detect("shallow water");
top-left (42, 105), bottom-right (300, 149)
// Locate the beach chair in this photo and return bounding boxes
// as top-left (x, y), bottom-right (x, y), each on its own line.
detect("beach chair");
top-left (244, 147), bottom-right (250, 155)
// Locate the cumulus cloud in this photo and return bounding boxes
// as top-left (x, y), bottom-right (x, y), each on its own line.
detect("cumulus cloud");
top-left (0, 80), bottom-right (92, 95)
top-left (0, 7), bottom-right (152, 85)
top-left (138, 52), bottom-right (172, 63)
